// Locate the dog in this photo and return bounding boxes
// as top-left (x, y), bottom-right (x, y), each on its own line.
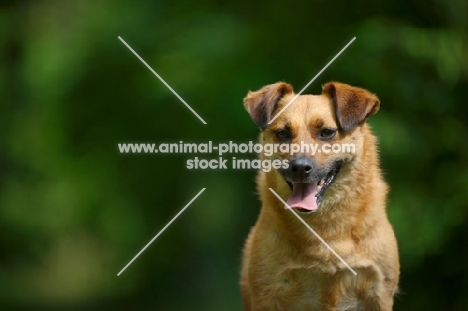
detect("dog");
top-left (240, 82), bottom-right (399, 311)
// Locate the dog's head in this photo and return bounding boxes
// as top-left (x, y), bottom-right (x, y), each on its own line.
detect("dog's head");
top-left (244, 81), bottom-right (380, 214)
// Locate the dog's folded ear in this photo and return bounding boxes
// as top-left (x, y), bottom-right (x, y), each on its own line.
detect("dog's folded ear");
top-left (322, 82), bottom-right (380, 132)
top-left (244, 82), bottom-right (294, 130)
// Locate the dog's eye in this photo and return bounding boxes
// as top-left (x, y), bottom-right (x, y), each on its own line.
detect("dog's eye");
top-left (275, 129), bottom-right (291, 141)
top-left (318, 128), bottom-right (336, 140)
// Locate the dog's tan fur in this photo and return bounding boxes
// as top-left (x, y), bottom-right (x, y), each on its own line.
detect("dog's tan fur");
top-left (241, 82), bottom-right (399, 311)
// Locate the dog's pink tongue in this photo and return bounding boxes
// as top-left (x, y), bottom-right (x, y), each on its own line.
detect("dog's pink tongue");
top-left (286, 183), bottom-right (318, 211)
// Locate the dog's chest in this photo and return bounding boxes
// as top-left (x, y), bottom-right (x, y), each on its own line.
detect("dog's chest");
top-left (271, 267), bottom-right (379, 311)
top-left (271, 268), bottom-right (323, 310)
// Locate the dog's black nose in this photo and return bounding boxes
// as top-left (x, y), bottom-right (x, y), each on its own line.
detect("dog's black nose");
top-left (290, 157), bottom-right (314, 180)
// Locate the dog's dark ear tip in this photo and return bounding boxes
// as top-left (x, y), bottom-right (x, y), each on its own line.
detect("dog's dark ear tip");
top-left (338, 119), bottom-right (359, 132)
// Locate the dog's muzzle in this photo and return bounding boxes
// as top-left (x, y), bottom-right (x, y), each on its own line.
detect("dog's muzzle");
top-left (281, 157), bottom-right (343, 214)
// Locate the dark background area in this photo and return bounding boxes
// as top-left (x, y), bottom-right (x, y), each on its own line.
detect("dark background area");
top-left (1, 0), bottom-right (467, 310)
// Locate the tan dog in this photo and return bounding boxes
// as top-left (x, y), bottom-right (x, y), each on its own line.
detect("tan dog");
top-left (240, 82), bottom-right (399, 311)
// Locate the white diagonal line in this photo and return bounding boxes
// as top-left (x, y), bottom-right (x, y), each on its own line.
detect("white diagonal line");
top-left (117, 188), bottom-right (206, 276)
top-left (268, 37), bottom-right (356, 125)
top-left (268, 188), bottom-right (357, 275)
top-left (118, 36), bottom-right (207, 125)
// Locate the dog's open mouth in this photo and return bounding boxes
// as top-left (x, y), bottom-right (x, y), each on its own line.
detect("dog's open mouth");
top-left (286, 162), bottom-right (343, 214)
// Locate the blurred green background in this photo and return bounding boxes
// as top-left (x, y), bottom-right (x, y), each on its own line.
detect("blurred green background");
top-left (1, 0), bottom-right (467, 310)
